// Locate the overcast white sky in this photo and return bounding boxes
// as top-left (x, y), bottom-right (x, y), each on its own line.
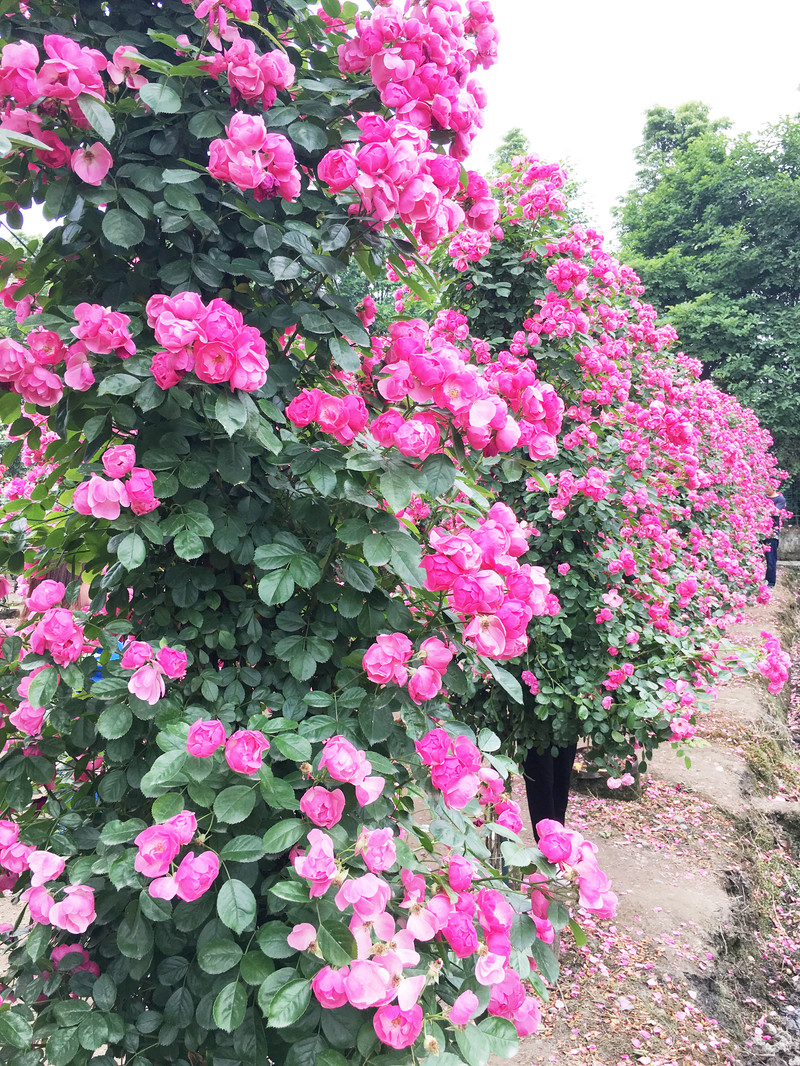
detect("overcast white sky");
top-left (468, 0), bottom-right (800, 245)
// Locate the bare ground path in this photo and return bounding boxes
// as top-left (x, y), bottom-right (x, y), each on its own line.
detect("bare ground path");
top-left (500, 569), bottom-right (800, 1066)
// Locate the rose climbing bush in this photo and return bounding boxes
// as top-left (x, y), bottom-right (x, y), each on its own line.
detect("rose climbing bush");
top-left (0, 2), bottom-right (618, 1065)
top-left (425, 153), bottom-right (782, 772)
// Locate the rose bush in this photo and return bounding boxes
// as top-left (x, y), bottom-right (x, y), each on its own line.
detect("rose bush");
top-left (0, 2), bottom-right (613, 1065)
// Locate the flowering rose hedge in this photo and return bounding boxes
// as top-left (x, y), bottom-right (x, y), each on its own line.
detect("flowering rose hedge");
top-left (0, 1), bottom-right (625, 1065)
top-left (421, 155), bottom-right (782, 771)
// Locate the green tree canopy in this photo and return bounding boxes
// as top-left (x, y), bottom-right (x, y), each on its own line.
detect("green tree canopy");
top-left (616, 104), bottom-right (800, 496)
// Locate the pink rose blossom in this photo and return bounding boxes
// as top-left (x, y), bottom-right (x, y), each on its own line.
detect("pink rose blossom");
top-left (155, 646), bottom-right (188, 679)
top-left (450, 989), bottom-right (480, 1026)
top-left (28, 850), bottom-right (66, 887)
top-left (174, 850), bottom-right (220, 901)
top-left (71, 142), bottom-right (113, 185)
top-left (134, 823), bottom-right (183, 877)
top-left (299, 786), bottom-right (346, 828)
top-left (128, 662), bottom-right (166, 705)
top-left (187, 718), bottom-right (226, 757)
top-left (102, 444), bottom-right (136, 477)
top-left (225, 729), bottom-right (270, 774)
top-left (373, 1004), bottom-right (423, 1049)
top-left (49, 885), bottom-right (96, 934)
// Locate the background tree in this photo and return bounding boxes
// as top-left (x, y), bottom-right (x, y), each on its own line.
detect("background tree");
top-left (616, 104), bottom-right (800, 504)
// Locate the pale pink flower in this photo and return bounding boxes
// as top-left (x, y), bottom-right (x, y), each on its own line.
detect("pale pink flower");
top-left (70, 142), bottom-right (113, 185)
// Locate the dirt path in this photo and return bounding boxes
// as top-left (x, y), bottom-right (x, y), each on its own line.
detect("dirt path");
top-left (504, 570), bottom-right (800, 1066)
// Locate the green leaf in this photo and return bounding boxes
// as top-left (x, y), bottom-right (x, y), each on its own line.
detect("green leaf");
top-left (92, 974), bottom-right (116, 1011)
top-left (422, 453), bottom-right (456, 497)
top-left (173, 529), bottom-right (204, 560)
top-left (162, 168), bottom-right (202, 184)
top-left (0, 1011), bottom-right (31, 1050)
top-left (269, 255), bottom-right (302, 281)
top-left (97, 703), bottom-right (133, 740)
top-left (258, 570), bottom-right (295, 606)
top-left (220, 835), bottom-right (266, 862)
top-left (455, 1022), bottom-right (491, 1066)
top-left (529, 936), bottom-right (559, 983)
top-left (218, 879), bottom-right (257, 934)
top-left (288, 554), bottom-right (321, 588)
top-left (478, 1016), bottom-right (518, 1059)
top-left (341, 558), bottom-right (374, 594)
top-left (256, 922), bottom-right (295, 959)
top-left (139, 750), bottom-right (188, 796)
top-left (198, 937), bottom-right (244, 975)
top-left (262, 818), bottom-right (306, 855)
top-left (117, 909), bottom-right (152, 959)
top-left (77, 92), bottom-right (115, 142)
top-left (380, 469), bottom-right (415, 513)
top-left (481, 658), bottom-right (524, 704)
top-left (27, 666), bottom-right (58, 708)
top-left (317, 921), bottom-right (357, 968)
top-left (214, 785), bottom-right (257, 824)
top-left (77, 1012), bottom-right (109, 1051)
top-left (139, 82), bottom-right (182, 113)
top-left (102, 209), bottom-right (145, 248)
top-left (214, 981), bottom-right (247, 1032)
top-left (118, 532), bottom-right (146, 570)
top-left (215, 392), bottom-right (249, 436)
top-left (328, 336), bottom-right (360, 372)
top-left (45, 1027), bottom-right (80, 1066)
top-left (272, 733), bottom-right (312, 762)
top-left (267, 977), bottom-right (311, 1028)
top-left (288, 121), bottom-right (328, 153)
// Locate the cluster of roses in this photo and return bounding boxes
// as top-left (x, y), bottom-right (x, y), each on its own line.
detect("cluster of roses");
top-left (145, 290), bottom-right (269, 393)
top-left (362, 634), bottom-right (453, 704)
top-left (0, 820), bottom-right (96, 933)
top-left (422, 502), bottom-right (556, 661)
top-left (757, 630), bottom-right (791, 694)
top-left (207, 111), bottom-right (300, 201)
top-left (73, 444), bottom-right (159, 522)
top-left (447, 226), bottom-right (492, 271)
top-left (304, 734), bottom-right (386, 809)
top-left (318, 117), bottom-right (494, 247)
top-left (134, 810), bottom-right (219, 902)
top-left (291, 837), bottom-right (543, 1049)
top-left (0, 299), bottom-right (138, 406)
top-left (285, 387), bottom-right (369, 446)
top-left (415, 726), bottom-right (509, 813)
top-left (533, 818), bottom-right (618, 919)
top-left (366, 318), bottom-right (562, 461)
top-left (0, 35), bottom-right (116, 185)
top-left (214, 33), bottom-right (295, 110)
top-left (118, 640), bottom-right (188, 706)
top-left (186, 717), bottom-right (272, 776)
top-left (336, 0), bottom-right (497, 159)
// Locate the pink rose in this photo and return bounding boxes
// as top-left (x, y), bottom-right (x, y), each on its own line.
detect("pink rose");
top-left (165, 810), bottom-right (196, 845)
top-left (70, 142), bottom-right (113, 185)
top-left (155, 646), bottom-right (187, 679)
top-left (29, 608), bottom-right (84, 665)
top-left (293, 828), bottom-right (337, 898)
top-left (443, 911), bottom-right (479, 958)
top-left (102, 444), bottom-right (136, 478)
top-left (26, 579), bottom-right (65, 613)
top-left (134, 823), bottom-right (183, 877)
top-left (407, 665), bottom-right (443, 703)
top-left (362, 633), bottom-right (414, 686)
top-left (128, 662), bottom-right (166, 705)
top-left (299, 786), bottom-right (346, 829)
top-left (334, 872), bottom-right (391, 922)
top-left (450, 989), bottom-right (480, 1026)
top-left (356, 828), bottom-right (396, 873)
top-left (318, 735), bottom-right (370, 785)
top-left (373, 1004), bottom-right (423, 1050)
top-left (312, 965), bottom-right (349, 1009)
top-left (22, 885), bottom-right (54, 924)
top-left (187, 718), bottom-right (226, 757)
top-left (126, 467), bottom-right (160, 516)
top-left (28, 850), bottom-right (66, 887)
top-left (82, 474), bottom-right (129, 520)
top-left (225, 729), bottom-right (270, 775)
top-left (285, 388), bottom-right (321, 427)
top-left (318, 149), bottom-right (358, 192)
top-left (174, 850), bottom-right (220, 902)
top-left (120, 640), bottom-right (153, 669)
top-left (48, 885), bottom-right (96, 934)
top-left (447, 855), bottom-right (474, 893)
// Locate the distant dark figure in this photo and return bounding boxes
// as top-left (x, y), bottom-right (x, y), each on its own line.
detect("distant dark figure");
top-left (522, 742), bottom-right (577, 838)
top-left (765, 487), bottom-right (787, 588)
